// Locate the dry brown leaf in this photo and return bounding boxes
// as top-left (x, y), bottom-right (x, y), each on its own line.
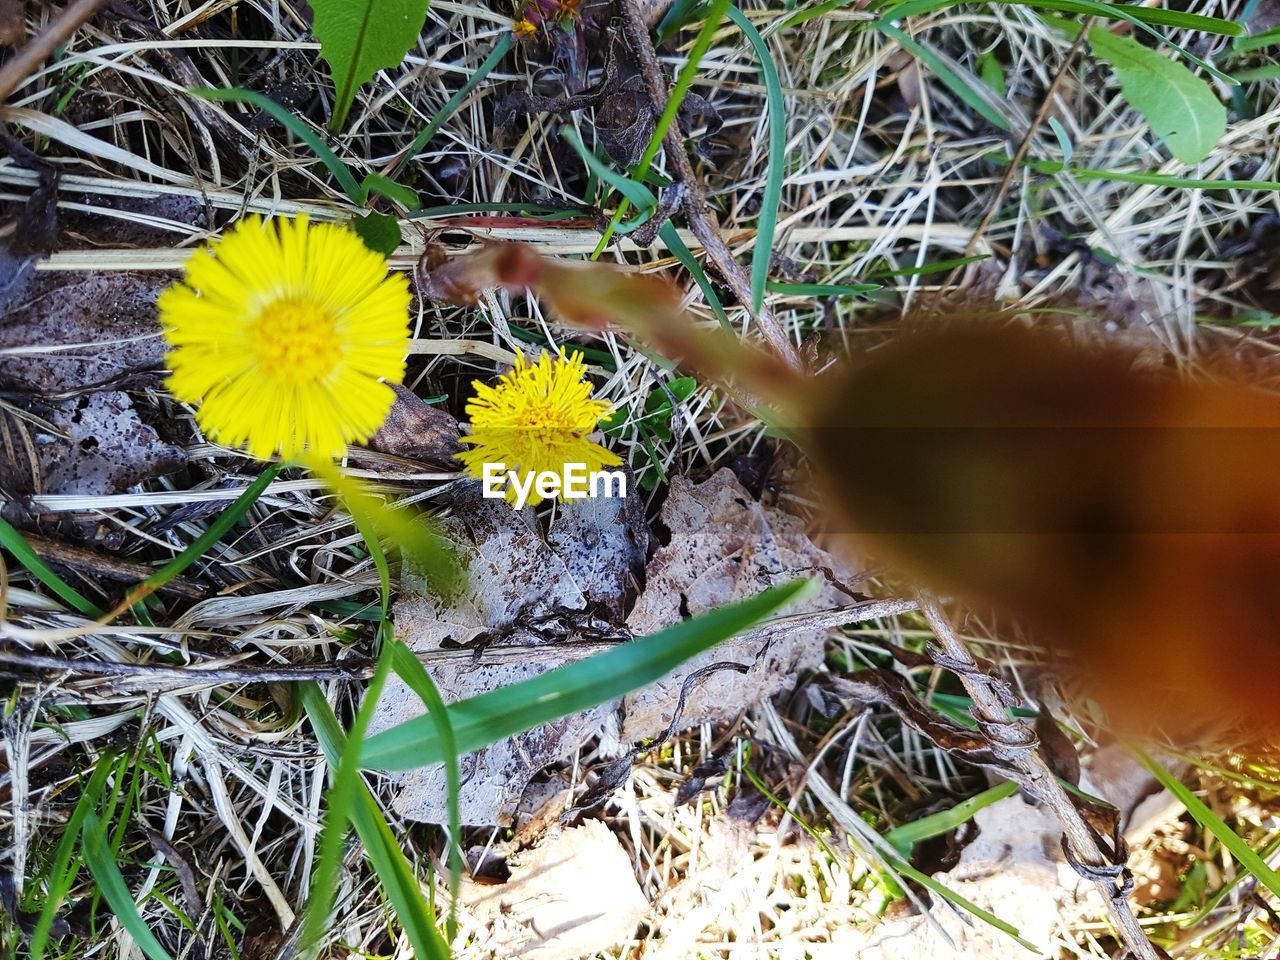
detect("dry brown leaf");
top-left (0, 270), bottom-right (185, 530)
top-left (360, 382), bottom-right (461, 467)
top-left (1, 391), bottom-right (186, 531)
top-left (0, 0), bottom-right (24, 46)
top-left (367, 482), bottom-right (645, 825)
top-left (459, 819), bottom-right (649, 960)
top-left (376, 470), bottom-right (852, 822)
top-left (0, 273), bottom-right (169, 393)
top-left (613, 469), bottom-right (856, 745)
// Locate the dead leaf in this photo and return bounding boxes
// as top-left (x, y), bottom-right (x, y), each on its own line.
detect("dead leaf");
top-left (545, 470), bottom-right (646, 619)
top-left (0, 272), bottom-right (169, 393)
top-left (596, 86), bottom-right (652, 167)
top-left (1, 390), bottom-right (185, 531)
top-left (460, 819), bottom-right (649, 960)
top-left (0, 265), bottom-right (187, 528)
top-left (373, 468), bottom-right (848, 823)
top-left (366, 481), bottom-right (643, 825)
top-left (359, 383), bottom-right (461, 468)
top-left (613, 469), bottom-right (855, 744)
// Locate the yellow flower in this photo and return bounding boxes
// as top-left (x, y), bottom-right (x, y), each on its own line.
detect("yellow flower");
top-left (457, 348), bottom-right (621, 506)
top-left (158, 215), bottom-right (410, 461)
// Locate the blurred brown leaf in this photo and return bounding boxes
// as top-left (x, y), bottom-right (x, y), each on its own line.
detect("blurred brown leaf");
top-left (361, 383), bottom-right (460, 468)
top-left (417, 243), bottom-right (1280, 742)
top-left (802, 323), bottom-right (1280, 742)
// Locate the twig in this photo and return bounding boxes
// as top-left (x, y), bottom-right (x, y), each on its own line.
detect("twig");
top-left (618, 0), bottom-right (804, 372)
top-left (20, 532), bottom-right (205, 598)
top-left (919, 595), bottom-right (1162, 960)
top-left (0, 0), bottom-right (106, 102)
top-left (0, 597), bottom-right (918, 693)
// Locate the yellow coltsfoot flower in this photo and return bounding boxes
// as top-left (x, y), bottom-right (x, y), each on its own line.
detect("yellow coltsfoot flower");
top-left (457, 348), bottom-right (621, 506)
top-left (158, 215), bottom-right (411, 461)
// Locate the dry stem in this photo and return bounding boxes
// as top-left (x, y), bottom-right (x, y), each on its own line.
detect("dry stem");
top-left (618, 0), bottom-right (804, 372)
top-left (920, 595), bottom-right (1161, 960)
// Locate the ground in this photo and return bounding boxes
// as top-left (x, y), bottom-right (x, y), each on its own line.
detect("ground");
top-left (1, 0), bottom-right (1280, 958)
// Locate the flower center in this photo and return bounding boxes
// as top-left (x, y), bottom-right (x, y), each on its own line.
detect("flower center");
top-left (250, 297), bottom-right (342, 385)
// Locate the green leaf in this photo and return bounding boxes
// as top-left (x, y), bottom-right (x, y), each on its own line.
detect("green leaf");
top-left (352, 211), bottom-right (403, 256)
top-left (360, 173), bottom-right (419, 209)
top-left (1087, 27), bottom-right (1226, 164)
top-left (81, 812), bottom-right (174, 960)
top-left (360, 579), bottom-right (818, 770)
top-left (310, 0), bottom-right (431, 132)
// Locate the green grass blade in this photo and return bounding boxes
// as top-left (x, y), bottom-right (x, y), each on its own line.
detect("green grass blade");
top-left (658, 222), bottom-right (732, 328)
top-left (360, 173), bottom-right (420, 209)
top-left (29, 752), bottom-right (117, 960)
top-left (300, 641), bottom-right (395, 956)
top-left (884, 781), bottom-right (1019, 856)
top-left (300, 683), bottom-right (451, 960)
top-left (561, 125), bottom-right (657, 211)
top-left (387, 641), bottom-right (463, 939)
top-left (0, 517), bottom-right (104, 616)
top-left (406, 202), bottom-right (591, 219)
top-left (877, 23), bottom-right (1010, 130)
top-left (361, 578), bottom-right (817, 770)
top-left (1232, 64), bottom-right (1280, 82)
top-left (1185, 834), bottom-right (1280, 925)
top-left (727, 4), bottom-right (787, 313)
top-left (397, 32), bottom-right (514, 168)
top-left (81, 811), bottom-right (174, 960)
top-left (593, 0), bottom-right (732, 254)
top-left (191, 89), bottom-right (365, 202)
top-left (767, 281), bottom-right (880, 297)
top-left (881, 850), bottom-right (1040, 951)
top-left (1037, 162), bottom-right (1280, 190)
top-left (866, 253), bottom-right (990, 277)
top-left (318, 463), bottom-right (392, 616)
top-left (881, 0), bottom-right (1240, 36)
top-left (1132, 747), bottom-right (1280, 901)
